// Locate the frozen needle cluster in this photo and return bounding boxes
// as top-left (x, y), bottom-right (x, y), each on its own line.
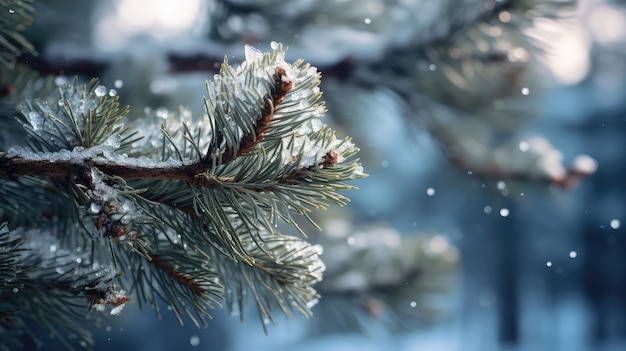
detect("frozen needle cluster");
top-left (0, 43), bottom-right (365, 349)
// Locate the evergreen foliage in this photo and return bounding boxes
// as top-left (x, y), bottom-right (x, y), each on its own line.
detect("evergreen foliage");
top-left (0, 8), bottom-right (365, 346)
top-left (0, 0), bottom-right (598, 349)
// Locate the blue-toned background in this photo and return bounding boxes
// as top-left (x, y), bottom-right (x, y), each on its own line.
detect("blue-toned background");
top-left (17, 0), bottom-right (626, 350)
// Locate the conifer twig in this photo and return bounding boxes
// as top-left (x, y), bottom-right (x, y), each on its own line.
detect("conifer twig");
top-left (148, 254), bottom-right (206, 296)
top-left (0, 66), bottom-right (298, 188)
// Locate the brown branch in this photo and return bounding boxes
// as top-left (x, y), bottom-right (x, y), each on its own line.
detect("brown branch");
top-left (148, 254), bottom-right (206, 296)
top-left (0, 153), bottom-right (205, 183)
top-left (447, 151), bottom-right (597, 190)
top-left (221, 66), bottom-right (293, 164)
top-left (0, 67), bottom-right (294, 188)
top-left (320, 149), bottom-right (339, 168)
top-left (87, 285), bottom-right (132, 308)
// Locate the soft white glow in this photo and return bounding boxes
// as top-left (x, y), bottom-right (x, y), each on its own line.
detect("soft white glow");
top-left (117, 0), bottom-right (155, 29)
top-left (95, 0), bottom-right (205, 52)
top-left (519, 141), bottom-right (529, 152)
top-left (189, 335), bottom-right (200, 347)
top-left (157, 0), bottom-right (200, 30)
top-left (588, 5), bottom-right (626, 44)
top-left (571, 154), bottom-right (598, 175)
top-left (95, 14), bottom-right (125, 52)
top-left (118, 0), bottom-right (202, 31)
top-left (546, 33), bottom-right (590, 85)
top-left (610, 219), bottom-right (621, 230)
top-left (427, 236), bottom-right (449, 255)
top-left (528, 20), bottom-right (590, 86)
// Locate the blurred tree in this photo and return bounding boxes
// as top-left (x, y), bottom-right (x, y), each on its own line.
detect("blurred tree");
top-left (0, 0), bottom-right (602, 350)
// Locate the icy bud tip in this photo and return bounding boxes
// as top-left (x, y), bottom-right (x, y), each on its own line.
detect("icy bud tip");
top-left (275, 66), bottom-right (294, 94)
top-left (570, 154), bottom-right (598, 176)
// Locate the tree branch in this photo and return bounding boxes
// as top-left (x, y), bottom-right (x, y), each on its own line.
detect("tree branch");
top-left (0, 66), bottom-right (296, 187)
top-left (215, 66), bottom-right (293, 164)
top-left (0, 153), bottom-right (203, 184)
top-left (0, 149), bottom-right (330, 188)
top-left (448, 151), bottom-right (598, 190)
top-left (148, 254), bottom-right (206, 296)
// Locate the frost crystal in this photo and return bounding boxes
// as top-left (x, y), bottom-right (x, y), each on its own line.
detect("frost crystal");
top-left (110, 304), bottom-right (125, 316)
top-left (94, 85), bottom-right (107, 97)
top-left (92, 286), bottom-right (129, 316)
top-left (90, 168), bottom-right (114, 202)
top-left (27, 111), bottom-right (43, 130)
top-left (244, 44), bottom-right (263, 62)
top-left (103, 133), bottom-right (121, 148)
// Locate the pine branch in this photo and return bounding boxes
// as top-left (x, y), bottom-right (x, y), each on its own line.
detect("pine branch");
top-left (446, 139), bottom-right (599, 189)
top-left (0, 42), bottom-right (365, 348)
top-left (0, 222), bottom-right (119, 351)
top-left (218, 65), bottom-right (294, 164)
top-left (0, 142), bottom-right (353, 189)
top-left (0, 151), bottom-right (213, 185)
top-left (213, 227), bottom-right (325, 332)
top-left (0, 62), bottom-right (340, 187)
top-left (310, 222), bottom-right (459, 334)
top-left (348, 0), bottom-right (593, 189)
top-left (148, 254), bottom-right (208, 296)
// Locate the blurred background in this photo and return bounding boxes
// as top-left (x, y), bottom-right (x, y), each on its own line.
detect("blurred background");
top-left (8, 0), bottom-right (626, 350)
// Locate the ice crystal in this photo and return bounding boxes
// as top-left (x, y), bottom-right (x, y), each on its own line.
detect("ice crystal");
top-left (94, 85), bottom-right (107, 97)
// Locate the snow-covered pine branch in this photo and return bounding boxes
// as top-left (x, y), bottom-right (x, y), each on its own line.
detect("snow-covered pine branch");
top-left (0, 43), bottom-right (365, 348)
top-left (344, 0), bottom-right (596, 188)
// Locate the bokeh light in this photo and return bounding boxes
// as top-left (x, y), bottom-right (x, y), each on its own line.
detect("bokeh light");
top-left (94, 0), bottom-right (207, 52)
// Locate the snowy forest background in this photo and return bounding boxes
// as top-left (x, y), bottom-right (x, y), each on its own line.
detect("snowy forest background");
top-left (4, 0), bottom-right (626, 350)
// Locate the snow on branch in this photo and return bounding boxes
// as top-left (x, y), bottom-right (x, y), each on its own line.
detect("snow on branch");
top-left (0, 42), bottom-right (365, 338)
